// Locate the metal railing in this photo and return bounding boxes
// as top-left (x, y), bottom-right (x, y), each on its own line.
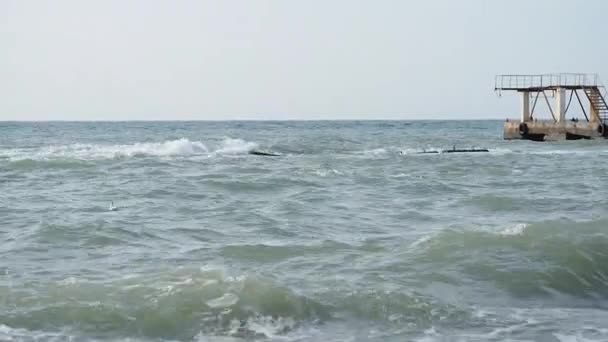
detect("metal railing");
top-left (599, 85), bottom-right (608, 101)
top-left (495, 73), bottom-right (599, 90)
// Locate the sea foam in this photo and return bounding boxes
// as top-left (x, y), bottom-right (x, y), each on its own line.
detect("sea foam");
top-left (498, 223), bottom-right (529, 236)
top-left (3, 138), bottom-right (260, 161)
top-left (214, 138), bottom-right (258, 155)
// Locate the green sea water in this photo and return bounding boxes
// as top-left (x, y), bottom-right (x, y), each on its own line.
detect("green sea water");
top-left (1, 121), bottom-right (608, 341)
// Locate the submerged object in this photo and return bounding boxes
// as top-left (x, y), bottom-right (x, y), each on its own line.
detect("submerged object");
top-left (415, 146), bottom-right (489, 154)
top-left (248, 150), bottom-right (281, 157)
top-left (444, 148), bottom-right (489, 153)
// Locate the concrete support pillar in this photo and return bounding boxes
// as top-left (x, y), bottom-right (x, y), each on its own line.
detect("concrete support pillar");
top-left (590, 102), bottom-right (599, 122)
top-left (521, 92), bottom-right (530, 122)
top-left (555, 88), bottom-right (566, 122)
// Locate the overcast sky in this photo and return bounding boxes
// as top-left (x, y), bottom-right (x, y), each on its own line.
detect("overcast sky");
top-left (2, 0), bottom-right (607, 121)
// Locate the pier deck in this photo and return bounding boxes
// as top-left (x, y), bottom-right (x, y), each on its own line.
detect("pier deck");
top-left (496, 73), bottom-right (608, 140)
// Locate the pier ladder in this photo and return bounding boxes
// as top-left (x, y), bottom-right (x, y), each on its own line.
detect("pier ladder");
top-left (583, 86), bottom-right (608, 123)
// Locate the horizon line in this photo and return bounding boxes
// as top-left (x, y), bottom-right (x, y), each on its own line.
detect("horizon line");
top-left (0, 118), bottom-right (506, 123)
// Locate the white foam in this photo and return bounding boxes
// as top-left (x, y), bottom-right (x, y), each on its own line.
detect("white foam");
top-left (0, 324), bottom-right (12, 335)
top-left (78, 138), bottom-right (207, 158)
top-left (240, 315), bottom-right (296, 338)
top-left (206, 293), bottom-right (239, 308)
top-left (360, 148), bottom-right (388, 156)
top-left (409, 234), bottom-right (435, 248)
top-left (57, 276), bottom-right (79, 286)
top-left (313, 168), bottom-right (343, 177)
top-left (527, 150), bottom-right (599, 156)
top-left (512, 149), bottom-right (608, 156)
top-left (399, 147), bottom-right (441, 155)
top-left (214, 138), bottom-right (258, 155)
top-left (2, 137), bottom-right (264, 161)
top-left (487, 148), bottom-right (512, 155)
top-left (414, 327), bottom-right (440, 342)
top-left (3, 138), bottom-right (208, 161)
top-left (0, 324), bottom-right (71, 341)
top-left (499, 223), bottom-right (528, 236)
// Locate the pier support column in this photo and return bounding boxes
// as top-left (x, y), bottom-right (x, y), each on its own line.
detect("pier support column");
top-left (556, 88), bottom-right (566, 122)
top-left (590, 102), bottom-right (599, 122)
top-left (520, 92), bottom-right (530, 122)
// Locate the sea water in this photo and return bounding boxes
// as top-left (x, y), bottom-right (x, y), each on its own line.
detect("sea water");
top-left (1, 120), bottom-right (608, 341)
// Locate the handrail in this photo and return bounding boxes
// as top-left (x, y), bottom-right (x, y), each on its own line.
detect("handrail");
top-left (495, 73), bottom-right (599, 90)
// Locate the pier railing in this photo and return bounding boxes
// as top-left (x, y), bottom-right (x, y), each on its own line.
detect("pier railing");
top-left (495, 73), bottom-right (599, 90)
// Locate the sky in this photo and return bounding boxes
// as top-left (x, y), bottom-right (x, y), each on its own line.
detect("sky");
top-left (1, 0), bottom-right (608, 121)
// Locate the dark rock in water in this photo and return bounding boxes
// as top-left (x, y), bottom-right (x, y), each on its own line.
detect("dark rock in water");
top-left (444, 148), bottom-right (489, 153)
top-left (249, 150), bottom-right (281, 156)
top-left (415, 148), bottom-right (489, 154)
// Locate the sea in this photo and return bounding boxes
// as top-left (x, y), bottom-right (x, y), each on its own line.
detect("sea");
top-left (1, 120), bottom-right (608, 342)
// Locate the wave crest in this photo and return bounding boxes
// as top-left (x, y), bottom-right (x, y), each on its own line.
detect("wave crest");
top-left (2, 138), bottom-right (262, 162)
top-left (409, 219), bottom-right (608, 300)
top-left (0, 268), bottom-right (328, 340)
top-left (214, 138), bottom-right (258, 155)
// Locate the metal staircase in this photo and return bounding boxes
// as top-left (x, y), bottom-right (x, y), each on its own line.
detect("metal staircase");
top-left (583, 86), bottom-right (608, 123)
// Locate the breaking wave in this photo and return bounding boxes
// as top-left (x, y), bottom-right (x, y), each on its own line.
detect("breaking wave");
top-left (1, 268), bottom-right (328, 340)
top-left (213, 138), bottom-right (258, 155)
top-left (1, 138), bottom-right (259, 162)
top-left (0, 266), bottom-right (469, 341)
top-left (5, 139), bottom-right (608, 164)
top-left (408, 219), bottom-right (608, 300)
